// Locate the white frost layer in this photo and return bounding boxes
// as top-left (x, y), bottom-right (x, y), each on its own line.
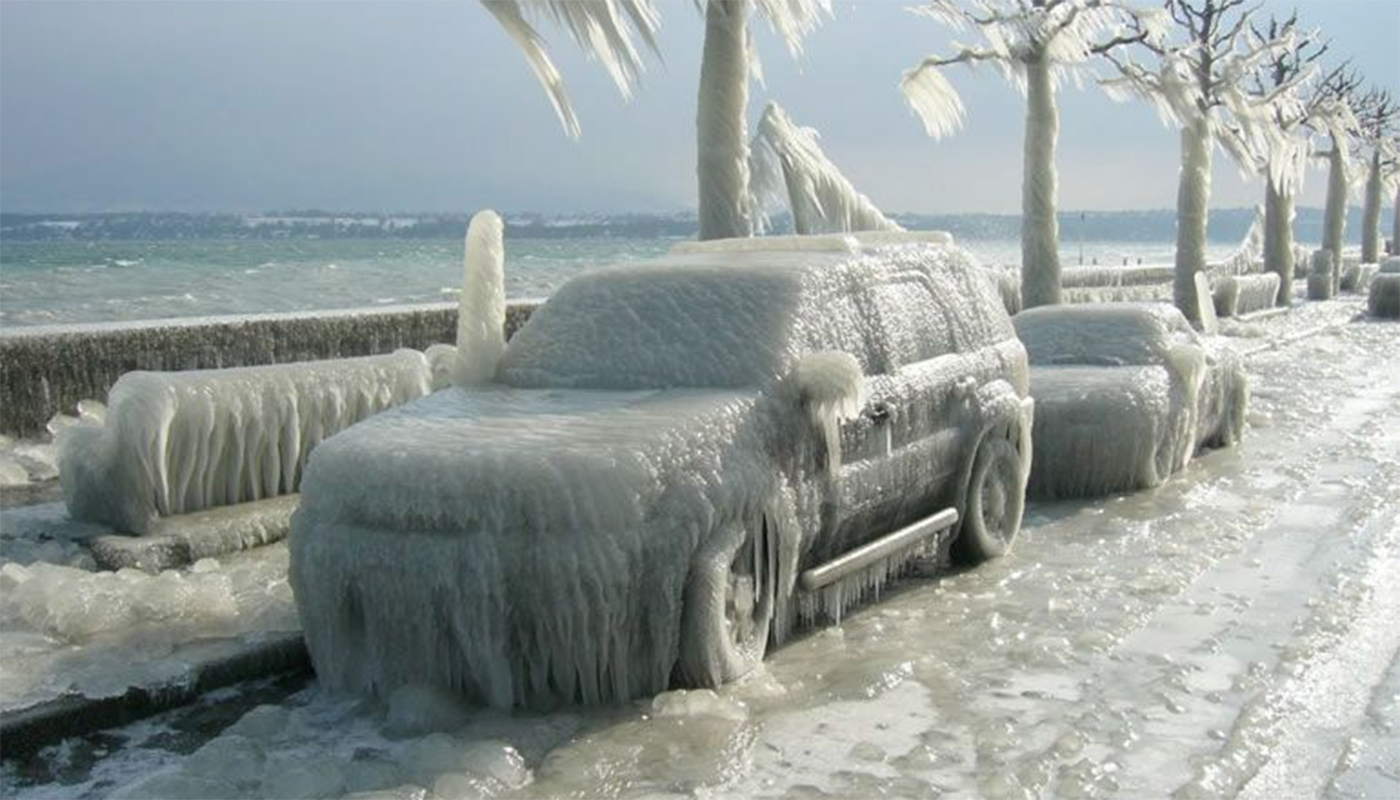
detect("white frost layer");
top-left (1014, 303), bottom-right (1199, 369)
top-left (1212, 273), bottom-right (1281, 318)
top-left (60, 350), bottom-right (436, 534)
top-left (453, 210), bottom-right (506, 386)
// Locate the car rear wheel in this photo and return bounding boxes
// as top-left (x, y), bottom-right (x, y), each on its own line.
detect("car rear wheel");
top-left (952, 435), bottom-right (1025, 565)
top-left (678, 519), bottom-right (776, 688)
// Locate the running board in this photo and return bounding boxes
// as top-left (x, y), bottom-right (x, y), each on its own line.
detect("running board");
top-left (796, 507), bottom-right (959, 625)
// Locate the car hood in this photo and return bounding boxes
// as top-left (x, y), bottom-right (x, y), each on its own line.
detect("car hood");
top-left (298, 385), bottom-right (769, 533)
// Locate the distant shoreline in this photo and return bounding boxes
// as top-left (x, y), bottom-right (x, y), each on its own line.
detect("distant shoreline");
top-left (0, 207), bottom-right (1366, 245)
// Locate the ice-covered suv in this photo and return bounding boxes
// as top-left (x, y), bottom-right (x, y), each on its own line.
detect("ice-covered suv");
top-left (290, 234), bottom-right (1034, 708)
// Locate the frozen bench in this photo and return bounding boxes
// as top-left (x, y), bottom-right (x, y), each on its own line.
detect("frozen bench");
top-left (1212, 273), bottom-right (1281, 317)
top-left (60, 348), bottom-right (453, 535)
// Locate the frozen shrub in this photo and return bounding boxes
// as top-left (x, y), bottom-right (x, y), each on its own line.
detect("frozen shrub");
top-left (1369, 275), bottom-right (1400, 319)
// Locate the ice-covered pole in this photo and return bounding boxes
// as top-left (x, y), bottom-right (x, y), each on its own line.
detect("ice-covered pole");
top-left (1022, 54), bottom-right (1062, 309)
top-left (1321, 142), bottom-right (1348, 285)
top-left (1263, 176), bottom-right (1295, 305)
top-left (453, 210), bottom-right (506, 386)
top-left (1175, 116), bottom-right (1212, 323)
top-left (697, 0), bottom-right (754, 241)
top-left (1362, 150), bottom-right (1383, 264)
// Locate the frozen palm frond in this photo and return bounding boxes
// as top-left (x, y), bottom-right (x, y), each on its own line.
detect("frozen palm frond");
top-left (750, 103), bottom-right (904, 235)
top-left (482, 0), bottom-right (661, 138)
top-left (901, 61), bottom-right (967, 139)
top-left (753, 0), bottom-right (832, 58)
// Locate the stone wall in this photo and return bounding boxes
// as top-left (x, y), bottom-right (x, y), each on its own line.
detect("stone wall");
top-left (0, 302), bottom-right (538, 437)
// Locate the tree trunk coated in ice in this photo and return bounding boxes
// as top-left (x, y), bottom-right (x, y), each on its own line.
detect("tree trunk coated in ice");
top-left (1394, 184), bottom-right (1399, 256)
top-left (1175, 116), bottom-right (1212, 324)
top-left (1021, 56), bottom-right (1062, 309)
top-left (1264, 176), bottom-right (1295, 306)
top-left (697, 0), bottom-right (753, 241)
top-left (1322, 143), bottom-right (1347, 287)
top-left (1361, 150), bottom-right (1382, 264)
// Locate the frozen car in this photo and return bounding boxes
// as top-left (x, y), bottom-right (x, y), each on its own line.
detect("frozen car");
top-left (290, 237), bottom-right (1034, 707)
top-left (1012, 303), bottom-right (1248, 500)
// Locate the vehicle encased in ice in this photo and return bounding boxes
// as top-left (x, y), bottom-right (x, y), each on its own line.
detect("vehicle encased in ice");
top-left (289, 237), bottom-right (1033, 707)
top-left (1012, 303), bottom-right (1248, 500)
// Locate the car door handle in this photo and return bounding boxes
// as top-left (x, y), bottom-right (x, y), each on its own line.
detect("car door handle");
top-left (866, 402), bottom-right (891, 424)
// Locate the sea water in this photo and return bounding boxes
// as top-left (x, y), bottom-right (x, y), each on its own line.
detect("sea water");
top-left (0, 237), bottom-right (1241, 328)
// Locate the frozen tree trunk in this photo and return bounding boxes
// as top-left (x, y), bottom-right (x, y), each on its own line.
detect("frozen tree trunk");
top-left (1361, 150), bottom-right (1382, 264)
top-left (1394, 184), bottom-right (1400, 257)
top-left (1021, 57), bottom-right (1062, 309)
top-left (1322, 144), bottom-right (1347, 288)
top-left (697, 0), bottom-right (753, 241)
top-left (1263, 176), bottom-right (1295, 306)
top-left (1174, 117), bottom-right (1212, 324)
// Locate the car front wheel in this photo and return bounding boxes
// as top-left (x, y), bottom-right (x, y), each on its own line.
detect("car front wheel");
top-left (678, 519), bottom-right (776, 688)
top-left (953, 434), bottom-right (1026, 564)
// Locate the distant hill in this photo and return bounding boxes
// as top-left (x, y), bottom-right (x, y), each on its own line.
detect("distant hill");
top-left (0, 207), bottom-right (1362, 243)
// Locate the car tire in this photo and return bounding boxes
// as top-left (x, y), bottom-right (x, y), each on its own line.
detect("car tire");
top-left (952, 434), bottom-right (1026, 565)
top-left (678, 518), bottom-right (776, 688)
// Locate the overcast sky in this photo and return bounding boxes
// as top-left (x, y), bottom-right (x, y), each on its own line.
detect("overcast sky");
top-left (1, 0), bottom-right (1396, 215)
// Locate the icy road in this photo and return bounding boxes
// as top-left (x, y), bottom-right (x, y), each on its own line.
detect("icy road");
top-left (6, 300), bottom-right (1399, 800)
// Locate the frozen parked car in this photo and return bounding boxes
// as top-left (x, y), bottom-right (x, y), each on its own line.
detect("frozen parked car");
top-left (1012, 303), bottom-right (1248, 500)
top-left (290, 236), bottom-right (1034, 708)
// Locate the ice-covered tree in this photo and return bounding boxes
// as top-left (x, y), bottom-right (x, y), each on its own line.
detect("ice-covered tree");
top-left (695, 0), bottom-right (831, 240)
top-left (1313, 68), bottom-right (1365, 279)
top-left (901, 0), bottom-right (1163, 310)
top-left (1245, 14), bottom-right (1340, 306)
top-left (749, 102), bottom-right (903, 235)
top-left (486, 0), bottom-right (830, 241)
top-left (1104, 0), bottom-right (1295, 325)
top-left (1355, 89), bottom-right (1398, 264)
top-left (481, 0), bottom-right (662, 140)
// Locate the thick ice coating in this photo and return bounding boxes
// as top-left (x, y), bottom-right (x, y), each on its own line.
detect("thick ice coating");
top-left (60, 350), bottom-right (438, 534)
top-left (1212, 273), bottom-right (1280, 317)
top-left (1015, 304), bottom-right (1247, 499)
top-left (290, 242), bottom-right (1033, 707)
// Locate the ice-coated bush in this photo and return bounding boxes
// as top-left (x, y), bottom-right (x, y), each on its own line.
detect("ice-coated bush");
top-left (1369, 275), bottom-right (1400, 319)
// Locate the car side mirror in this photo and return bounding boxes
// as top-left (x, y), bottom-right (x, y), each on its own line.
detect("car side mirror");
top-left (785, 351), bottom-right (866, 476)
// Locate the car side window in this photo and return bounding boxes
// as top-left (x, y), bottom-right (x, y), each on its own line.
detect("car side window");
top-left (868, 275), bottom-right (957, 369)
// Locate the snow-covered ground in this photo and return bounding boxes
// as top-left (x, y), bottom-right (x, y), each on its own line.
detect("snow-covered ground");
top-left (2, 295), bottom-right (1397, 799)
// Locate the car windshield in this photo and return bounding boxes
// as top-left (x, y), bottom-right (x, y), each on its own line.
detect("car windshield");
top-left (1015, 305), bottom-right (1195, 367)
top-left (498, 263), bottom-right (810, 390)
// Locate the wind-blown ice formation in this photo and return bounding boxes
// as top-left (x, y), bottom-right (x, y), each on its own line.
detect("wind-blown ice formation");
top-left (290, 239), bottom-right (1031, 707)
top-left (749, 102), bottom-right (902, 236)
top-left (1015, 304), bottom-right (1247, 500)
top-left (454, 210), bottom-right (507, 385)
top-left (60, 350), bottom-right (439, 534)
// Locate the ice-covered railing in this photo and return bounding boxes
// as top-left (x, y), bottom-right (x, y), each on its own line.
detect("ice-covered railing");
top-left (59, 348), bottom-right (451, 534)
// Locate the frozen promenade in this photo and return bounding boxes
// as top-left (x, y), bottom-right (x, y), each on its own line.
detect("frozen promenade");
top-left (4, 298), bottom-right (1398, 799)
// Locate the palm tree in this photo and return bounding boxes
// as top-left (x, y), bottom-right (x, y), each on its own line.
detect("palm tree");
top-left (900, 0), bottom-right (1161, 310)
top-left (483, 0), bottom-right (830, 241)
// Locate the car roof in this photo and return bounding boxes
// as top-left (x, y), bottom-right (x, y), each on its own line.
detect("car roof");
top-left (1013, 303), bottom-right (1197, 367)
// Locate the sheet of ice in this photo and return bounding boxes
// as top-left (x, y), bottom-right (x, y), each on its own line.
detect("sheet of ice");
top-left (58, 350), bottom-right (436, 534)
top-left (452, 211), bottom-right (506, 386)
top-left (0, 545), bottom-right (297, 713)
top-left (1013, 303), bottom-right (1200, 369)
